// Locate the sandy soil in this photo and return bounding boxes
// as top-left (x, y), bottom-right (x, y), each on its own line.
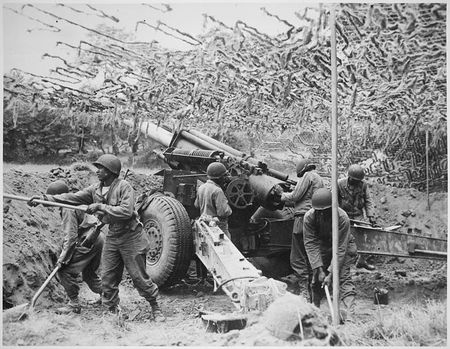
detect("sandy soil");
top-left (2, 164), bottom-right (447, 346)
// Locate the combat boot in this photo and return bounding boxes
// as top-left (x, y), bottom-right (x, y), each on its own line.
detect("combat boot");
top-left (356, 256), bottom-right (376, 271)
top-left (56, 298), bottom-right (81, 314)
top-left (340, 295), bottom-right (356, 324)
top-left (149, 300), bottom-right (166, 322)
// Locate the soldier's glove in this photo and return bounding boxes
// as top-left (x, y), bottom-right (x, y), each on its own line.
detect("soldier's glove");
top-left (322, 273), bottom-right (332, 288)
top-left (313, 267), bottom-right (325, 285)
top-left (27, 195), bottom-right (44, 207)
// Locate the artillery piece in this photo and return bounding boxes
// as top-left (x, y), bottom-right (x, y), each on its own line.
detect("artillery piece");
top-left (129, 120), bottom-right (297, 303)
top-left (127, 120), bottom-right (447, 310)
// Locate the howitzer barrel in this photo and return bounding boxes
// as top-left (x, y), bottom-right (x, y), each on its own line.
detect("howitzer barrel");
top-left (248, 174), bottom-right (284, 210)
top-left (127, 119), bottom-right (296, 185)
top-left (124, 120), bottom-right (173, 147)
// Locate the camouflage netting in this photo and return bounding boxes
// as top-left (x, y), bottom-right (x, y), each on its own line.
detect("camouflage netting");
top-left (3, 3), bottom-right (447, 190)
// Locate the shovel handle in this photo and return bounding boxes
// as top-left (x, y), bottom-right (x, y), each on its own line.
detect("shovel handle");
top-left (3, 193), bottom-right (88, 212)
top-left (324, 285), bottom-right (335, 325)
top-left (30, 265), bottom-right (62, 308)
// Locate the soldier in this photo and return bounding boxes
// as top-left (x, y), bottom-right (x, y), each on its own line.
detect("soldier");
top-left (45, 180), bottom-right (104, 314)
top-left (338, 164), bottom-right (376, 271)
top-left (279, 159), bottom-right (324, 301)
top-left (194, 162), bottom-right (232, 238)
top-left (303, 188), bottom-right (357, 322)
top-left (29, 155), bottom-right (164, 321)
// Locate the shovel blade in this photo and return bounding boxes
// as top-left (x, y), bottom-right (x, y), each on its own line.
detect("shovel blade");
top-left (3, 303), bottom-right (30, 322)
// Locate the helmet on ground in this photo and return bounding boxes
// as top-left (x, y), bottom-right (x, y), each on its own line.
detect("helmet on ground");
top-left (312, 188), bottom-right (332, 210)
top-left (93, 154), bottom-right (121, 175)
top-left (207, 162), bottom-right (227, 179)
top-left (296, 158), bottom-right (316, 177)
top-left (347, 164), bottom-right (365, 181)
top-left (46, 180), bottom-right (69, 195)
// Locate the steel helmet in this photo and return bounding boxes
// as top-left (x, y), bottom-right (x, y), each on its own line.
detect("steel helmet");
top-left (348, 164), bottom-right (365, 181)
top-left (312, 188), bottom-right (332, 210)
top-left (296, 158), bottom-right (316, 177)
top-left (93, 154), bottom-right (121, 175)
top-left (46, 180), bottom-right (69, 195)
top-left (207, 162), bottom-right (227, 179)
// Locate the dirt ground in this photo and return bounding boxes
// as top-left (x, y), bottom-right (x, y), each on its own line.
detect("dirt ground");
top-left (2, 163), bottom-right (447, 346)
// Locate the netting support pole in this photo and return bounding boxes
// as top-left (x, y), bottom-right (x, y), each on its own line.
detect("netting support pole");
top-left (426, 129), bottom-right (430, 210)
top-left (330, 3), bottom-right (340, 327)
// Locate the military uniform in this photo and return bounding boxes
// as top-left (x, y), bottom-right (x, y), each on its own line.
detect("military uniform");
top-left (337, 177), bottom-right (374, 221)
top-left (46, 178), bottom-right (158, 309)
top-left (338, 177), bottom-right (376, 269)
top-left (281, 170), bottom-right (324, 299)
top-left (56, 209), bottom-right (103, 304)
top-left (194, 179), bottom-right (232, 237)
top-left (303, 207), bottom-right (357, 307)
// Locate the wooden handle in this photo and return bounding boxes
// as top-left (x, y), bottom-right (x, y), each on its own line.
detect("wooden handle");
top-left (3, 193), bottom-right (88, 212)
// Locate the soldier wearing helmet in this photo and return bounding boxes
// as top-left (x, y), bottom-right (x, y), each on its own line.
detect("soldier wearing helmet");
top-left (278, 158), bottom-right (324, 302)
top-left (194, 162), bottom-right (232, 237)
top-left (29, 154), bottom-right (164, 321)
top-left (337, 164), bottom-right (376, 271)
top-left (303, 188), bottom-right (357, 322)
top-left (34, 180), bottom-right (104, 314)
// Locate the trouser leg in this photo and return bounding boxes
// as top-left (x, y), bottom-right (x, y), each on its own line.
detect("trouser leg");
top-left (82, 234), bottom-right (104, 295)
top-left (58, 237), bottom-right (104, 300)
top-left (101, 237), bottom-right (124, 309)
top-left (339, 251), bottom-right (356, 322)
top-left (290, 215), bottom-right (312, 300)
top-left (339, 240), bottom-right (357, 301)
top-left (57, 269), bottom-right (80, 300)
top-left (121, 231), bottom-right (159, 303)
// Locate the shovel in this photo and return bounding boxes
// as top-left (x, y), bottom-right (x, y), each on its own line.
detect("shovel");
top-left (3, 264), bottom-right (61, 322)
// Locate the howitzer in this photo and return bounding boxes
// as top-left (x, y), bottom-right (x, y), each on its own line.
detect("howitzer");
top-left (127, 119), bottom-right (447, 311)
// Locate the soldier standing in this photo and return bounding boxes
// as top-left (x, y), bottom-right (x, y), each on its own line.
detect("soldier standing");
top-left (337, 164), bottom-right (376, 270)
top-left (279, 159), bottom-right (324, 301)
top-left (29, 155), bottom-right (164, 321)
top-left (194, 162), bottom-right (232, 238)
top-left (303, 188), bottom-right (357, 322)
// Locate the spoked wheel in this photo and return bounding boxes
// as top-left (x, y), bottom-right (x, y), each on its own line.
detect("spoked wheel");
top-left (225, 178), bottom-right (255, 209)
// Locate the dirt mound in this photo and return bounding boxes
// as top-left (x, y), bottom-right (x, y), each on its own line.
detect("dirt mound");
top-left (2, 165), bottom-right (162, 309)
top-left (368, 181), bottom-right (447, 239)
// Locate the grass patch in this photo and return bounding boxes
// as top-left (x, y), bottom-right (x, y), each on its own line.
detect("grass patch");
top-left (339, 299), bottom-right (447, 346)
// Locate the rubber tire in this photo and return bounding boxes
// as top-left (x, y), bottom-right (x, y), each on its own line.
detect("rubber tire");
top-left (140, 195), bottom-right (193, 288)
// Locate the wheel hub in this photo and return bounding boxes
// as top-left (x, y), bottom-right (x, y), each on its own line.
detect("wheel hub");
top-left (144, 219), bottom-right (163, 265)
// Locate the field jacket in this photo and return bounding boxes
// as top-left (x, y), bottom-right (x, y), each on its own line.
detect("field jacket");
top-left (337, 177), bottom-right (374, 219)
top-left (58, 209), bottom-right (98, 264)
top-left (194, 180), bottom-right (232, 222)
top-left (46, 178), bottom-right (140, 237)
top-left (281, 170), bottom-right (324, 216)
top-left (303, 207), bottom-right (353, 274)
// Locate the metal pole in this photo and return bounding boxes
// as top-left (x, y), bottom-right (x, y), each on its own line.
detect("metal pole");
top-left (425, 129), bottom-right (430, 210)
top-left (330, 3), bottom-right (340, 326)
